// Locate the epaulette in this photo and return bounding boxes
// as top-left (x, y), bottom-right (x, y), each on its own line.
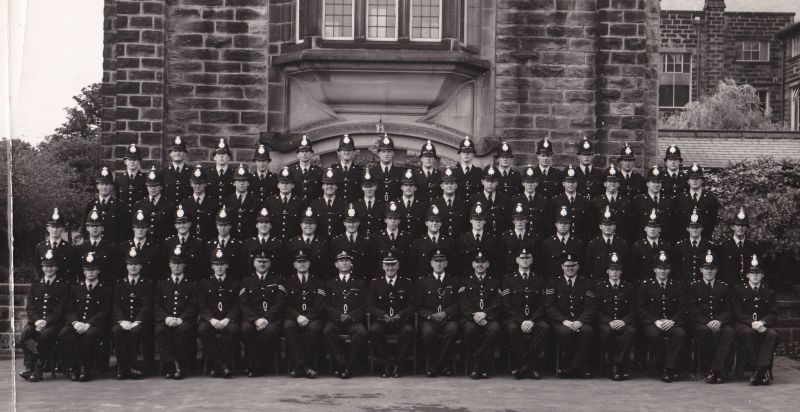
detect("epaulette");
top-left (317, 289), bottom-right (326, 296)
top-left (545, 288), bottom-right (555, 295)
top-left (277, 285), bottom-right (287, 293)
top-left (500, 288), bottom-right (510, 296)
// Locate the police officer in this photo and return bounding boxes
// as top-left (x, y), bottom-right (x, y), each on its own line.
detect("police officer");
top-left (34, 208), bottom-right (75, 282)
top-left (265, 166), bottom-right (304, 242)
top-left (207, 206), bottom-right (245, 281)
top-left (239, 248), bottom-right (286, 377)
top-left (207, 137), bottom-right (235, 209)
top-left (134, 166), bottom-right (175, 242)
top-left (718, 207), bottom-right (761, 286)
top-left (116, 143), bottom-right (147, 237)
top-left (495, 141), bottom-right (522, 198)
top-left (550, 164), bottom-right (591, 241)
top-left (354, 167), bottom-right (385, 239)
top-left (323, 249), bottom-right (368, 379)
top-left (689, 250), bottom-right (734, 384)
top-left (285, 207), bottom-right (329, 279)
top-left (410, 205), bottom-right (455, 279)
top-left (289, 134), bottom-right (323, 204)
top-left (112, 247), bottom-right (153, 380)
top-left (19, 250), bottom-right (70, 382)
top-left (585, 206), bottom-right (629, 281)
top-left (732, 255), bottom-right (779, 386)
top-left (617, 143), bottom-right (646, 199)
top-left (373, 133), bottom-right (406, 202)
top-left (457, 202), bottom-right (501, 278)
top-left (225, 163), bottom-right (258, 240)
top-left (371, 201), bottom-right (413, 279)
top-left (330, 133), bottom-right (363, 203)
top-left (513, 166), bottom-right (549, 239)
top-left (502, 247), bottom-right (549, 380)
top-left (590, 165), bottom-right (633, 241)
top-left (453, 135), bottom-right (483, 202)
top-left (397, 168), bottom-right (427, 237)
top-left (59, 252), bottom-right (112, 382)
top-left (118, 209), bottom-right (160, 281)
top-left (673, 208), bottom-right (714, 282)
top-left (163, 205), bottom-right (206, 281)
top-left (595, 252), bottom-right (636, 381)
top-left (250, 143), bottom-right (278, 204)
top-left (458, 249), bottom-right (503, 379)
top-left (638, 250), bottom-right (687, 383)
top-left (180, 165), bottom-right (216, 241)
top-left (471, 165), bottom-right (511, 236)
top-left (85, 166), bottom-right (123, 243)
top-left (310, 167), bottom-right (347, 239)
top-left (531, 138), bottom-right (563, 200)
top-left (431, 166), bottom-right (468, 239)
top-left (631, 209), bottom-right (672, 283)
top-left (540, 206), bottom-right (585, 278)
top-left (575, 135), bottom-right (605, 200)
top-left (283, 249), bottom-right (326, 379)
top-left (154, 244), bottom-right (197, 380)
top-left (546, 253), bottom-right (596, 379)
top-left (329, 204), bottom-right (371, 279)
top-left (417, 140), bottom-right (442, 202)
top-left (632, 165), bottom-right (674, 242)
top-left (674, 163), bottom-right (720, 240)
top-left (416, 249), bottom-right (461, 377)
top-left (662, 144), bottom-right (688, 199)
top-left (243, 207), bottom-right (283, 276)
top-left (163, 135), bottom-right (192, 206)
top-left (77, 206), bottom-right (116, 283)
top-left (366, 250), bottom-right (416, 378)
top-left (197, 247), bottom-right (242, 378)
top-left (500, 203), bottom-right (540, 274)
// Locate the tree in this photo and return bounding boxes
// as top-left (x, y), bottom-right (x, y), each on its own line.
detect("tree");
top-left (50, 82), bottom-right (102, 141)
top-left (661, 79), bottom-right (789, 130)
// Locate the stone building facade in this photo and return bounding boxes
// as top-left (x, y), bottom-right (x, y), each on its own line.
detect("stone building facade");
top-left (659, 0), bottom-right (795, 121)
top-left (101, 0), bottom-right (661, 171)
top-left (777, 22), bottom-right (800, 131)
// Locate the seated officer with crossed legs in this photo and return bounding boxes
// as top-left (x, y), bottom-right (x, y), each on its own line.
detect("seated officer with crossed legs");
top-left (239, 248), bottom-right (286, 377)
top-left (323, 249), bottom-right (369, 379)
top-left (19, 249), bottom-right (70, 383)
top-left (197, 247), bottom-right (242, 378)
top-left (458, 249), bottom-right (503, 379)
top-left (112, 247), bottom-right (152, 380)
top-left (416, 248), bottom-right (461, 377)
top-left (638, 250), bottom-right (688, 382)
top-left (366, 250), bottom-right (416, 378)
top-left (732, 255), bottom-right (779, 386)
top-left (689, 250), bottom-right (734, 384)
top-left (546, 253), bottom-right (596, 379)
top-left (503, 247), bottom-right (550, 380)
top-left (154, 245), bottom-right (197, 380)
top-left (59, 252), bottom-right (112, 382)
top-left (283, 249), bottom-right (326, 379)
top-left (595, 252), bottom-right (636, 381)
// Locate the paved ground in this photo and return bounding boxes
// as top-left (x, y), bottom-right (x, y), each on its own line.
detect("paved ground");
top-left (2, 358), bottom-right (799, 411)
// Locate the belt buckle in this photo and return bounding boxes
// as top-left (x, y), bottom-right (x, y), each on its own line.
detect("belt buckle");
top-left (389, 308), bottom-right (394, 317)
top-left (263, 301), bottom-right (269, 311)
top-left (343, 304), bottom-right (348, 314)
top-left (302, 303), bottom-right (307, 311)
top-left (524, 306), bottom-right (530, 316)
top-left (479, 299), bottom-right (484, 310)
top-left (753, 313), bottom-right (758, 321)
top-left (437, 304), bottom-right (442, 313)
top-left (217, 302), bottom-right (223, 312)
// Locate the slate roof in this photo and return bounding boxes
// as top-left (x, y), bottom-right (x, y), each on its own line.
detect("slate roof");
top-left (658, 130), bottom-right (800, 168)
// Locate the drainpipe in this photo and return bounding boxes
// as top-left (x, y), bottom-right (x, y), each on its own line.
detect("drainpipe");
top-left (694, 16), bottom-right (703, 101)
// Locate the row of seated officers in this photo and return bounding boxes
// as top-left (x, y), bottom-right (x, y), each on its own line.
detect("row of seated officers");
top-left (21, 241), bottom-right (778, 387)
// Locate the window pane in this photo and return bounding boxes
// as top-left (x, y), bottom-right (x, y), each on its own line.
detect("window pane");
top-left (323, 0), bottom-right (353, 39)
top-left (673, 85), bottom-right (690, 107)
top-left (367, 0), bottom-right (397, 39)
top-left (411, 0), bottom-right (441, 40)
top-left (659, 85), bottom-right (674, 107)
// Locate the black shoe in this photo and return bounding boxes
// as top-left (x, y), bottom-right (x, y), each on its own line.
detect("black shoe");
top-left (426, 368), bottom-right (438, 378)
top-left (29, 365), bottom-right (42, 383)
top-left (470, 368), bottom-right (481, 380)
top-left (557, 368), bottom-right (574, 379)
top-left (661, 369), bottom-right (674, 383)
top-left (116, 368), bottom-right (127, 380)
top-left (79, 369), bottom-right (92, 382)
top-left (340, 367), bottom-right (352, 379)
top-left (611, 365), bottom-right (622, 381)
top-left (381, 366), bottom-right (390, 378)
top-left (332, 368), bottom-right (342, 378)
top-left (163, 363), bottom-right (175, 379)
top-left (582, 371), bottom-right (592, 379)
top-left (391, 364), bottom-right (401, 378)
top-left (128, 368), bottom-right (144, 380)
top-left (19, 369), bottom-right (32, 380)
top-left (480, 370), bottom-right (489, 379)
top-left (69, 368), bottom-right (80, 382)
top-left (760, 369), bottom-right (772, 385)
top-left (530, 370), bottom-right (542, 380)
top-left (303, 367), bottom-right (318, 379)
top-left (289, 368), bottom-right (302, 378)
top-left (173, 362), bottom-right (185, 380)
top-left (222, 367), bottom-right (233, 379)
top-left (247, 368), bottom-right (262, 378)
top-left (442, 368), bottom-right (454, 377)
top-left (511, 367), bottom-right (530, 380)
top-left (210, 369), bottom-right (221, 378)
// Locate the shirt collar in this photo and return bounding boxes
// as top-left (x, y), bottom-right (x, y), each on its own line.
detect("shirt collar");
top-left (172, 274), bottom-right (183, 283)
top-left (86, 279), bottom-right (98, 288)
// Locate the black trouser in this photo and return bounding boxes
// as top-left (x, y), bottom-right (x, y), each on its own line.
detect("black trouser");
top-left (460, 319), bottom-right (501, 368)
top-left (643, 324), bottom-right (686, 370)
top-left (420, 319), bottom-right (459, 371)
top-left (21, 323), bottom-right (62, 370)
top-left (283, 318), bottom-right (325, 370)
top-left (735, 323), bottom-right (779, 369)
top-left (505, 320), bottom-right (550, 371)
top-left (368, 320), bottom-right (414, 364)
top-left (597, 323), bottom-right (636, 369)
top-left (692, 323), bottom-right (734, 372)
top-left (111, 323), bottom-right (147, 369)
top-left (58, 325), bottom-right (105, 370)
top-left (240, 320), bottom-right (280, 370)
top-left (323, 321), bottom-right (368, 368)
top-left (154, 321), bottom-right (196, 365)
top-left (551, 323), bottom-right (594, 372)
top-left (197, 320), bottom-right (240, 370)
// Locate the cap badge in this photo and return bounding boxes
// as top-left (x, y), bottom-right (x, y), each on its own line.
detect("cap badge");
top-left (405, 169), bottom-right (413, 179)
top-left (669, 145), bottom-right (677, 153)
top-left (737, 208), bottom-right (746, 220)
top-left (45, 250), bottom-right (54, 260)
top-left (583, 141), bottom-right (590, 149)
top-left (129, 144), bottom-right (137, 153)
top-left (560, 206), bottom-right (568, 217)
top-left (281, 167), bottom-right (290, 177)
top-left (174, 245), bottom-right (182, 256)
top-left (219, 207), bottom-right (227, 219)
top-left (136, 210), bottom-right (144, 221)
top-left (216, 249), bottom-right (224, 259)
top-left (382, 136), bottom-right (391, 145)
top-left (175, 136), bottom-right (182, 145)
top-left (611, 252), bottom-right (619, 263)
top-left (305, 207), bottom-right (313, 217)
top-left (705, 251), bottom-right (714, 264)
top-left (691, 163), bottom-right (699, 172)
top-left (425, 140), bottom-right (433, 151)
top-left (649, 209), bottom-right (657, 220)
top-left (148, 170), bottom-right (156, 180)
top-left (751, 255), bottom-right (759, 268)
top-left (194, 167), bottom-right (202, 177)
top-left (326, 169), bottom-right (334, 178)
top-left (475, 204), bottom-right (483, 214)
top-left (431, 205), bottom-right (440, 215)
top-left (257, 145), bottom-right (266, 154)
top-left (526, 167), bottom-right (534, 176)
top-left (445, 168), bottom-right (453, 176)
top-left (301, 135), bottom-right (309, 146)
top-left (515, 203), bottom-right (523, 213)
top-left (90, 210), bottom-right (99, 221)
top-left (129, 248), bottom-right (137, 258)
top-left (260, 208), bottom-right (268, 217)
top-left (100, 167), bottom-right (109, 177)
top-left (176, 206), bottom-right (185, 218)
top-left (501, 143), bottom-right (509, 151)
top-left (218, 138), bottom-right (226, 149)
top-left (86, 253), bottom-right (94, 263)
top-left (389, 202), bottom-right (397, 212)
top-left (659, 251), bottom-right (667, 262)
top-left (347, 207), bottom-right (356, 217)
top-left (343, 134), bottom-right (351, 144)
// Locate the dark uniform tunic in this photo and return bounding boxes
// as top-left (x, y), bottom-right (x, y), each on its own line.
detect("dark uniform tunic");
top-left (111, 277), bottom-right (153, 369)
top-left (197, 275), bottom-right (241, 370)
top-left (34, 239), bottom-right (75, 282)
top-left (223, 192), bottom-right (258, 240)
top-left (330, 163), bottom-right (363, 203)
top-left (458, 274), bottom-right (503, 366)
top-left (283, 274), bottom-right (327, 370)
top-left (116, 170), bottom-right (147, 235)
top-left (366, 276), bottom-right (416, 364)
top-left (688, 279), bottom-right (734, 372)
top-left (453, 164), bottom-right (483, 203)
top-left (637, 277), bottom-right (687, 370)
top-left (431, 196), bottom-right (469, 239)
top-left (502, 271), bottom-right (550, 371)
top-left (512, 191), bottom-right (550, 239)
top-left (239, 272), bottom-right (286, 370)
top-left (59, 281), bottom-right (112, 370)
top-left (162, 234), bottom-right (207, 281)
top-left (21, 278), bottom-right (70, 370)
top-left (264, 193), bottom-right (305, 242)
top-left (289, 163), bottom-right (322, 205)
top-left (249, 170), bottom-right (279, 204)
top-left (374, 165), bottom-right (406, 203)
top-left (133, 196), bottom-right (176, 242)
top-left (163, 163), bottom-right (192, 206)
top-left (179, 194), bottom-right (217, 241)
top-left (153, 277), bottom-right (197, 365)
top-left (323, 276), bottom-right (368, 368)
top-left (207, 166), bottom-right (235, 210)
top-left (545, 276), bottom-right (596, 373)
top-left (416, 274), bottom-right (461, 372)
top-left (717, 238), bottom-right (760, 286)
top-left (530, 167), bottom-right (563, 200)
top-left (732, 284), bottom-right (779, 368)
top-left (673, 238), bottom-right (714, 282)
top-left (594, 279), bottom-right (636, 368)
top-left (576, 165), bottom-right (605, 201)
top-left (674, 190), bottom-right (720, 240)
top-left (85, 196), bottom-right (124, 243)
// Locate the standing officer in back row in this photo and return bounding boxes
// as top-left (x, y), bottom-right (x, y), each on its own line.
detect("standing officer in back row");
top-left (290, 135), bottom-right (323, 204)
top-left (163, 135), bottom-right (192, 206)
top-left (330, 134), bottom-right (363, 203)
top-left (250, 143), bottom-right (278, 204)
top-left (116, 143), bottom-right (147, 238)
top-left (374, 134), bottom-right (405, 203)
top-left (495, 141), bottom-right (522, 198)
top-left (531, 138), bottom-right (563, 199)
top-left (454, 136), bottom-right (483, 202)
top-left (674, 163), bottom-right (720, 240)
top-left (575, 135), bottom-right (604, 200)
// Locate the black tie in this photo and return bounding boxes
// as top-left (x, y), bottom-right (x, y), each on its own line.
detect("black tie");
top-left (151, 197), bottom-right (156, 206)
top-left (260, 237), bottom-right (266, 246)
top-left (654, 196), bottom-right (659, 206)
top-left (447, 199), bottom-right (452, 208)
top-left (692, 240), bottom-right (698, 248)
top-left (613, 283), bottom-right (618, 290)
top-left (221, 240), bottom-right (226, 249)
top-left (238, 194), bottom-right (243, 204)
top-left (610, 197), bottom-right (616, 205)
top-left (569, 196), bottom-right (574, 204)
top-left (302, 168), bottom-right (307, 175)
top-left (475, 233), bottom-right (481, 243)
top-left (349, 234), bottom-right (354, 244)
top-left (568, 279), bottom-right (573, 288)
top-left (737, 241), bottom-right (742, 249)
top-left (390, 233), bottom-right (395, 242)
top-left (693, 193), bottom-right (699, 202)
top-left (606, 238), bottom-right (611, 247)
top-left (305, 238), bottom-right (311, 246)
top-left (88, 283), bottom-right (93, 291)
top-left (328, 199), bottom-right (333, 208)
top-left (406, 200), bottom-right (412, 209)
top-left (561, 237), bottom-right (567, 245)
top-left (522, 273), bottom-right (528, 281)
top-left (517, 233), bottom-right (522, 241)
top-left (92, 241), bottom-right (97, 247)
top-left (195, 196), bottom-right (201, 204)
top-left (384, 167), bottom-right (389, 174)
top-left (367, 200), bottom-right (372, 210)
top-left (438, 275), bottom-right (443, 284)
top-left (660, 282), bottom-right (666, 290)
top-left (528, 195), bottom-right (533, 203)
top-left (432, 236), bottom-right (437, 244)
top-left (218, 277), bottom-right (224, 284)
top-left (136, 242), bottom-right (141, 252)
top-left (180, 237), bottom-right (185, 245)
top-left (283, 196), bottom-right (288, 205)
top-left (302, 275), bottom-right (307, 285)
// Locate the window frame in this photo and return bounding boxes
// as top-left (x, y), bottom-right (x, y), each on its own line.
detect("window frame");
top-left (409, 0), bottom-right (443, 42)
top-left (366, 0), bottom-right (400, 41)
top-left (791, 37), bottom-right (800, 58)
top-left (735, 40), bottom-right (770, 62)
top-left (659, 52), bottom-right (694, 109)
top-left (322, 0), bottom-right (356, 41)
